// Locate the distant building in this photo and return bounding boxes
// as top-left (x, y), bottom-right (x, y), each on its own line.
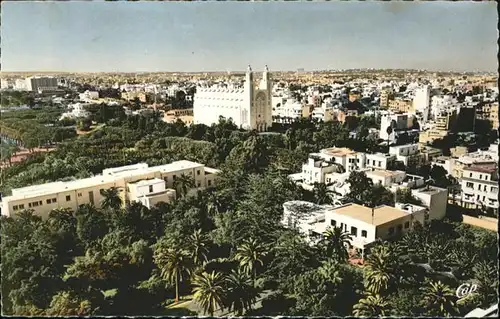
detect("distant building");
top-left (79, 90), bottom-right (100, 102)
top-left (413, 85), bottom-right (431, 123)
top-left (379, 88), bottom-right (394, 108)
top-left (25, 76), bottom-right (58, 92)
top-left (193, 65), bottom-right (272, 131)
top-left (272, 99), bottom-right (310, 124)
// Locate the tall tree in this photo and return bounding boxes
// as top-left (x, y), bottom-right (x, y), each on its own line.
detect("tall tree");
top-left (420, 280), bottom-right (458, 317)
top-left (353, 294), bottom-right (391, 317)
top-left (173, 173), bottom-right (196, 198)
top-left (100, 187), bottom-right (123, 210)
top-left (234, 238), bottom-right (268, 281)
top-left (224, 269), bottom-right (259, 316)
top-left (363, 244), bottom-right (397, 296)
top-left (152, 240), bottom-right (193, 303)
top-left (192, 271), bottom-right (226, 316)
top-left (319, 226), bottom-right (352, 262)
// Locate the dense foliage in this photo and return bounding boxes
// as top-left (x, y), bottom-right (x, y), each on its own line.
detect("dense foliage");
top-left (1, 109), bottom-right (497, 316)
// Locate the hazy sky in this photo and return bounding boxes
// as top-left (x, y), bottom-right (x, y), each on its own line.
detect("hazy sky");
top-left (1, 1), bottom-right (497, 72)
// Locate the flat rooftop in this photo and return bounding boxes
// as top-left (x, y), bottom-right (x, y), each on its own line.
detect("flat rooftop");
top-left (320, 147), bottom-right (357, 157)
top-left (328, 203), bottom-right (417, 226)
top-left (366, 169), bottom-right (405, 178)
top-left (465, 164), bottom-right (497, 174)
top-left (2, 160), bottom-right (212, 202)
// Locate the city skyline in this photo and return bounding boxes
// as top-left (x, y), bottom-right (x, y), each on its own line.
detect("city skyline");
top-left (1, 1), bottom-right (497, 73)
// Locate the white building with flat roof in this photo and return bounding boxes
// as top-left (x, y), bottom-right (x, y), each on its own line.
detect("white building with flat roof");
top-left (460, 164), bottom-right (498, 213)
top-left (282, 201), bottom-right (427, 255)
top-left (25, 76), bottom-right (58, 92)
top-left (1, 160), bottom-right (219, 218)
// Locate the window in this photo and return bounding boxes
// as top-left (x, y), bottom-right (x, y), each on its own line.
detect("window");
top-left (491, 187), bottom-right (498, 193)
top-left (388, 227), bottom-right (395, 235)
top-left (66, 195), bottom-right (71, 202)
top-left (197, 170), bottom-right (201, 176)
top-left (19, 204), bottom-right (24, 209)
top-left (397, 224), bottom-right (403, 232)
top-left (197, 182), bottom-right (201, 187)
top-left (361, 230), bottom-right (367, 238)
top-left (466, 182), bottom-right (474, 189)
top-left (479, 174), bottom-right (483, 180)
top-left (470, 173), bottom-right (473, 177)
top-left (33, 201), bottom-right (39, 207)
top-left (28, 203), bottom-right (32, 208)
top-left (52, 198), bottom-right (57, 203)
top-left (46, 199), bottom-right (51, 204)
top-left (478, 185), bottom-right (481, 191)
top-left (13, 205), bottom-right (18, 211)
top-left (340, 223), bottom-right (344, 230)
top-left (331, 219), bottom-right (337, 227)
top-left (404, 221), bottom-right (410, 229)
top-left (77, 193), bottom-right (82, 197)
top-left (208, 180), bottom-right (212, 186)
top-left (350, 226), bottom-right (358, 236)
top-left (163, 177), bottom-right (168, 182)
top-left (149, 185), bottom-right (153, 193)
top-left (39, 201), bottom-right (42, 205)
top-left (378, 161), bottom-right (382, 167)
top-left (173, 174), bottom-right (177, 180)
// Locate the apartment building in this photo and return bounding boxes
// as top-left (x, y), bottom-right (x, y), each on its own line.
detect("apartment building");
top-left (379, 88), bottom-right (394, 108)
top-left (380, 113), bottom-right (409, 140)
top-left (282, 201), bottom-right (427, 256)
top-left (25, 76), bottom-right (58, 92)
top-left (389, 144), bottom-right (423, 167)
top-left (272, 100), bottom-right (310, 123)
top-left (1, 160), bottom-right (219, 219)
top-left (121, 91), bottom-right (149, 103)
top-left (460, 164), bottom-right (498, 213)
top-left (364, 153), bottom-right (397, 170)
top-left (411, 185), bottom-right (448, 221)
top-left (388, 99), bottom-right (414, 113)
top-left (365, 169), bottom-right (406, 187)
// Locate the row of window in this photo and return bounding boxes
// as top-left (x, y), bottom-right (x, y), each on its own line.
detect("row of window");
top-left (330, 219), bottom-right (411, 237)
top-left (13, 194), bottom-right (73, 211)
top-left (465, 182), bottom-right (497, 193)
top-left (468, 172), bottom-right (490, 181)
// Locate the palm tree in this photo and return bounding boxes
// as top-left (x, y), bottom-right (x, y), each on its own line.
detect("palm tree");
top-left (153, 243), bottom-right (193, 303)
top-left (234, 238), bottom-right (267, 281)
top-left (187, 229), bottom-right (210, 267)
top-left (224, 269), bottom-right (259, 316)
top-left (320, 226), bottom-right (352, 262)
top-left (173, 174), bottom-right (196, 197)
top-left (420, 280), bottom-right (458, 317)
top-left (312, 182), bottom-right (334, 205)
top-left (473, 261), bottom-right (498, 307)
top-left (192, 271), bottom-right (226, 316)
top-left (100, 187), bottom-right (123, 210)
top-left (363, 244), bottom-right (397, 296)
top-left (353, 294), bottom-right (390, 317)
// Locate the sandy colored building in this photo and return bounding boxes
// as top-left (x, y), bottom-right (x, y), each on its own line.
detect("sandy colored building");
top-left (1, 160), bottom-right (219, 219)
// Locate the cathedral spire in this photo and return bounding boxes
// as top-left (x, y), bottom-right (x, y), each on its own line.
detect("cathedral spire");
top-left (247, 65), bottom-right (252, 73)
top-left (264, 65), bottom-right (269, 72)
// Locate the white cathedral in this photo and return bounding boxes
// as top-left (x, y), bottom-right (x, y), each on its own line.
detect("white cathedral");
top-left (193, 65), bottom-right (273, 131)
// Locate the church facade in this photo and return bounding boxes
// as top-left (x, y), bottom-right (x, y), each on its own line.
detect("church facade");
top-left (193, 65), bottom-right (273, 131)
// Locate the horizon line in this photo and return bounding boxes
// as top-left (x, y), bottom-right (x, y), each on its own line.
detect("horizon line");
top-left (1, 68), bottom-right (496, 75)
